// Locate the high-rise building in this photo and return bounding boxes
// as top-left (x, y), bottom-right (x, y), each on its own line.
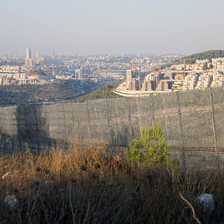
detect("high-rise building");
top-left (126, 69), bottom-right (140, 90)
top-left (35, 52), bottom-right (45, 65)
top-left (35, 52), bottom-right (39, 59)
top-left (75, 68), bottom-right (83, 79)
top-left (51, 50), bottom-right (55, 59)
top-left (126, 70), bottom-right (133, 81)
top-left (25, 48), bottom-right (34, 67)
top-left (26, 48), bottom-right (31, 59)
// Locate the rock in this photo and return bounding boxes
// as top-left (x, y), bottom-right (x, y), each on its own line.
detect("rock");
top-left (4, 195), bottom-right (18, 209)
top-left (2, 172), bottom-right (10, 180)
top-left (197, 194), bottom-right (215, 213)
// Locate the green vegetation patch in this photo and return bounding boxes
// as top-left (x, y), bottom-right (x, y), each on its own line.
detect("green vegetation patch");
top-left (184, 50), bottom-right (224, 62)
top-left (71, 84), bottom-right (121, 103)
top-left (125, 123), bottom-right (176, 166)
top-left (0, 80), bottom-right (98, 106)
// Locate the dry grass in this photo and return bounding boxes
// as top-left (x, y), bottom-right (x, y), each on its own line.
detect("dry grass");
top-left (0, 142), bottom-right (224, 224)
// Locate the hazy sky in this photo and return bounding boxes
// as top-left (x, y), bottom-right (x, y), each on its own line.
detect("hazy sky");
top-left (1, 0), bottom-right (224, 56)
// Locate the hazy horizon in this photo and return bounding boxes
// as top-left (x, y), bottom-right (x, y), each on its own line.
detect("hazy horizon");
top-left (1, 0), bottom-right (224, 56)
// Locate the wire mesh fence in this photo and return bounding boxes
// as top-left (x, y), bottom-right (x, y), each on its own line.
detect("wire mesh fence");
top-left (0, 87), bottom-right (224, 167)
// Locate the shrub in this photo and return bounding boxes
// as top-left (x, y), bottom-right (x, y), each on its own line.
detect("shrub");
top-left (125, 122), bottom-right (172, 166)
top-left (0, 142), bottom-right (223, 223)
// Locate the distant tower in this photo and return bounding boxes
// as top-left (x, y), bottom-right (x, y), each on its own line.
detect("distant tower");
top-left (26, 48), bottom-right (31, 59)
top-left (75, 68), bottom-right (83, 79)
top-left (25, 48), bottom-right (34, 67)
top-left (126, 70), bottom-right (133, 81)
top-left (80, 67), bottom-right (83, 79)
top-left (35, 52), bottom-right (40, 64)
top-left (126, 69), bottom-right (134, 90)
top-left (35, 52), bottom-right (39, 59)
top-left (51, 50), bottom-right (55, 59)
top-left (52, 65), bottom-right (55, 77)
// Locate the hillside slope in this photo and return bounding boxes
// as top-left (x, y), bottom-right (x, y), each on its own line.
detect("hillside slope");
top-left (71, 84), bottom-right (121, 103)
top-left (184, 50), bottom-right (224, 62)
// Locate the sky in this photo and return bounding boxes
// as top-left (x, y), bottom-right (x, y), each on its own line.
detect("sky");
top-left (1, 0), bottom-right (224, 56)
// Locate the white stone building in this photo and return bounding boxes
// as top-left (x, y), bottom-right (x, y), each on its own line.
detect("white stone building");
top-left (195, 74), bottom-right (212, 90)
top-left (182, 74), bottom-right (198, 91)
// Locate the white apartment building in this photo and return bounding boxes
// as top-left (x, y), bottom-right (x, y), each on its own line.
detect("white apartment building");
top-left (211, 74), bottom-right (224, 87)
top-left (195, 74), bottom-right (212, 90)
top-left (182, 74), bottom-right (198, 91)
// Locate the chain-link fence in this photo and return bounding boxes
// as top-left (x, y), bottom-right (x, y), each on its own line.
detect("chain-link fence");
top-left (0, 87), bottom-right (224, 167)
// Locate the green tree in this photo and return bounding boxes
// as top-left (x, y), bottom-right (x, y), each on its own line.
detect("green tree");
top-left (125, 123), bottom-right (172, 166)
top-left (203, 62), bottom-right (209, 70)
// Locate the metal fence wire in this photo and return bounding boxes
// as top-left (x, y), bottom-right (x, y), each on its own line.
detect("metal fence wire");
top-left (0, 87), bottom-right (224, 168)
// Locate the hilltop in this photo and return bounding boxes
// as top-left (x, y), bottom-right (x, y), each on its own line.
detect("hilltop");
top-left (71, 83), bottom-right (122, 103)
top-left (183, 50), bottom-right (224, 63)
top-left (170, 49), bottom-right (224, 66)
top-left (159, 50), bottom-right (224, 69)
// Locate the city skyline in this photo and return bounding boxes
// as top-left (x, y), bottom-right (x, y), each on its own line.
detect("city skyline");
top-left (1, 0), bottom-right (224, 56)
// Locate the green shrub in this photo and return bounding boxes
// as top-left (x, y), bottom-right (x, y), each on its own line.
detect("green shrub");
top-left (125, 122), bottom-right (172, 166)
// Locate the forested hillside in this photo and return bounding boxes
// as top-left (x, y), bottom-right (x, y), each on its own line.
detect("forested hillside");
top-left (183, 50), bottom-right (224, 62)
top-left (0, 80), bottom-right (98, 106)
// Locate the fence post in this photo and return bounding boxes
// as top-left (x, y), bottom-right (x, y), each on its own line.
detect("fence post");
top-left (136, 97), bottom-right (140, 127)
top-left (93, 101), bottom-right (100, 142)
top-left (150, 94), bottom-right (155, 125)
top-left (176, 92), bottom-right (186, 170)
top-left (105, 99), bottom-right (113, 144)
top-left (34, 105), bottom-right (40, 152)
top-left (3, 108), bottom-right (8, 152)
top-left (63, 103), bottom-right (67, 144)
top-left (0, 108), bottom-right (5, 153)
top-left (17, 105), bottom-right (22, 150)
top-left (86, 101), bottom-right (91, 142)
top-left (209, 88), bottom-right (220, 167)
top-left (57, 103), bottom-right (61, 142)
top-left (127, 98), bottom-right (133, 142)
top-left (70, 102), bottom-right (75, 142)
